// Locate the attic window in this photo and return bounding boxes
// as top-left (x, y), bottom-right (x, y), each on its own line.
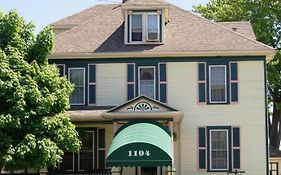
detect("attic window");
top-left (129, 12), bottom-right (160, 43)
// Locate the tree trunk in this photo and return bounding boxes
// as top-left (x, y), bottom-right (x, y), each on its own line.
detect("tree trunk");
top-left (270, 103), bottom-right (281, 147)
top-left (0, 164), bottom-right (3, 175)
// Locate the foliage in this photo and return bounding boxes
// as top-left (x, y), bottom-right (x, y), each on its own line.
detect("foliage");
top-left (0, 10), bottom-right (81, 171)
top-left (194, 0), bottom-right (281, 147)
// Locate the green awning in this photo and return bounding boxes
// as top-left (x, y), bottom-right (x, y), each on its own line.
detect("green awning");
top-left (106, 121), bottom-right (172, 167)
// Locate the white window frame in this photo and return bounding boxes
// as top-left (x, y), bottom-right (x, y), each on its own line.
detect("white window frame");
top-left (209, 65), bottom-right (227, 104)
top-left (56, 64), bottom-right (65, 76)
top-left (68, 68), bottom-right (86, 105)
top-left (78, 131), bottom-right (95, 171)
top-left (129, 12), bottom-right (144, 44)
top-left (129, 12), bottom-right (160, 44)
top-left (146, 12), bottom-right (160, 42)
top-left (138, 66), bottom-right (156, 99)
top-left (209, 129), bottom-right (229, 171)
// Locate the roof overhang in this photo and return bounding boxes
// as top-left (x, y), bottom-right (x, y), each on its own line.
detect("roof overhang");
top-left (49, 50), bottom-right (276, 61)
top-left (103, 111), bottom-right (183, 123)
top-left (67, 96), bottom-right (183, 123)
top-left (67, 110), bottom-right (108, 122)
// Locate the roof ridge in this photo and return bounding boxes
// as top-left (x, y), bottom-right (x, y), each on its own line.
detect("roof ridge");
top-left (173, 6), bottom-right (275, 50)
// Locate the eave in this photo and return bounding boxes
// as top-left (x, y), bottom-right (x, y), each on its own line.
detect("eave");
top-left (49, 50), bottom-right (276, 61)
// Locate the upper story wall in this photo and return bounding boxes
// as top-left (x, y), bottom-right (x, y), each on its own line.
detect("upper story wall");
top-left (51, 56), bottom-right (266, 112)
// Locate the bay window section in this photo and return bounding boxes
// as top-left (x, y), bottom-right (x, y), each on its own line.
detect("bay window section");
top-left (69, 68), bottom-right (85, 105)
top-left (210, 130), bottom-right (228, 171)
top-left (138, 67), bottom-right (155, 99)
top-left (209, 65), bottom-right (227, 103)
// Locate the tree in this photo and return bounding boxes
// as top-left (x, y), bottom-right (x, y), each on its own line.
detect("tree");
top-left (194, 0), bottom-right (281, 148)
top-left (0, 10), bottom-right (81, 172)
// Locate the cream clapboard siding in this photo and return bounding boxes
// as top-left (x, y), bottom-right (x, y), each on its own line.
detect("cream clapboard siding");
top-left (167, 61), bottom-right (266, 175)
top-left (96, 63), bottom-right (127, 106)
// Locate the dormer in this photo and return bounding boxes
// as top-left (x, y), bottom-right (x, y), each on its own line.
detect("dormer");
top-left (122, 0), bottom-right (169, 45)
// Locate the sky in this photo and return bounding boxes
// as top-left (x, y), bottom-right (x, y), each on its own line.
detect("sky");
top-left (0, 0), bottom-right (209, 33)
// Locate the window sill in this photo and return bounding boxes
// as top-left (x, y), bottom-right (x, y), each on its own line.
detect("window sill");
top-left (125, 41), bottom-right (164, 45)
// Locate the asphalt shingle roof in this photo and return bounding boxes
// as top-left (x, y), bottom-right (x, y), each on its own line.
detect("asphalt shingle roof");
top-left (218, 21), bottom-right (256, 40)
top-left (51, 2), bottom-right (274, 55)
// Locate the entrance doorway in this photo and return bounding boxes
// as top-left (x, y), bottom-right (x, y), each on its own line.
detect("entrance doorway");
top-left (137, 167), bottom-right (161, 175)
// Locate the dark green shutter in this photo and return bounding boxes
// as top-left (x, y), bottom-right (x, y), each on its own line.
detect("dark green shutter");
top-left (127, 63), bottom-right (135, 100)
top-left (232, 127), bottom-right (240, 169)
top-left (230, 62), bottom-right (238, 103)
top-left (198, 63), bottom-right (206, 103)
top-left (88, 64), bottom-right (96, 105)
top-left (198, 127), bottom-right (206, 169)
top-left (98, 129), bottom-right (106, 169)
top-left (127, 15), bottom-right (130, 43)
top-left (159, 63), bottom-right (167, 103)
top-left (57, 64), bottom-right (65, 77)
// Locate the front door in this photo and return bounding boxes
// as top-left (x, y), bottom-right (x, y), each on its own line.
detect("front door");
top-left (138, 167), bottom-right (161, 175)
top-left (141, 167), bottom-right (157, 175)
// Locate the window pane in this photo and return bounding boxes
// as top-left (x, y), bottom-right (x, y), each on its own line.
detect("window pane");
top-left (132, 14), bottom-right (142, 41)
top-left (139, 67), bottom-right (155, 98)
top-left (147, 14), bottom-right (158, 40)
top-left (210, 66), bottom-right (226, 102)
top-left (210, 130), bottom-right (228, 170)
top-left (59, 152), bottom-right (74, 171)
top-left (69, 69), bottom-right (84, 104)
top-left (79, 132), bottom-right (94, 171)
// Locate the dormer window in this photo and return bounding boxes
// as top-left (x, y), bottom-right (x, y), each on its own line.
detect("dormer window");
top-left (128, 11), bottom-right (161, 44)
top-left (131, 14), bottom-right (143, 42)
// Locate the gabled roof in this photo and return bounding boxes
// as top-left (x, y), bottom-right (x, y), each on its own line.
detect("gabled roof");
top-left (107, 95), bottom-right (178, 113)
top-left (50, 1), bottom-right (275, 59)
top-left (123, 0), bottom-right (168, 6)
top-left (103, 95), bottom-right (183, 122)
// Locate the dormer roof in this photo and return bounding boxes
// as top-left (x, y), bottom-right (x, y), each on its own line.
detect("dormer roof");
top-left (121, 0), bottom-right (169, 9)
top-left (50, 1), bottom-right (276, 60)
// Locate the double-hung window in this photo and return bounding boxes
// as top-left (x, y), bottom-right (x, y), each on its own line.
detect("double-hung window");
top-left (198, 126), bottom-right (240, 172)
top-left (54, 129), bottom-right (106, 172)
top-left (69, 68), bottom-right (85, 105)
top-left (209, 65), bottom-right (227, 103)
top-left (138, 66), bottom-right (155, 99)
top-left (129, 12), bottom-right (160, 43)
top-left (131, 14), bottom-right (143, 42)
top-left (210, 130), bottom-right (228, 171)
top-left (146, 13), bottom-right (159, 41)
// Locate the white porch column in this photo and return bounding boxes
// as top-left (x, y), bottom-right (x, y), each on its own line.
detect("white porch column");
top-left (111, 121), bottom-right (121, 175)
top-left (168, 120), bottom-right (176, 175)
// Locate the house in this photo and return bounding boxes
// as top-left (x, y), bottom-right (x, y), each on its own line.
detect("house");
top-left (48, 0), bottom-right (276, 174)
top-left (269, 145), bottom-right (281, 175)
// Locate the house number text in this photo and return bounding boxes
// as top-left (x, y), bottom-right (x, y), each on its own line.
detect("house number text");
top-left (128, 150), bottom-right (151, 157)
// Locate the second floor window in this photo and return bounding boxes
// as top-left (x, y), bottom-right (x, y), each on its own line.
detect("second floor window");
top-left (130, 12), bottom-right (160, 43)
top-left (139, 66), bottom-right (155, 98)
top-left (209, 65), bottom-right (227, 103)
top-left (69, 68), bottom-right (85, 105)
